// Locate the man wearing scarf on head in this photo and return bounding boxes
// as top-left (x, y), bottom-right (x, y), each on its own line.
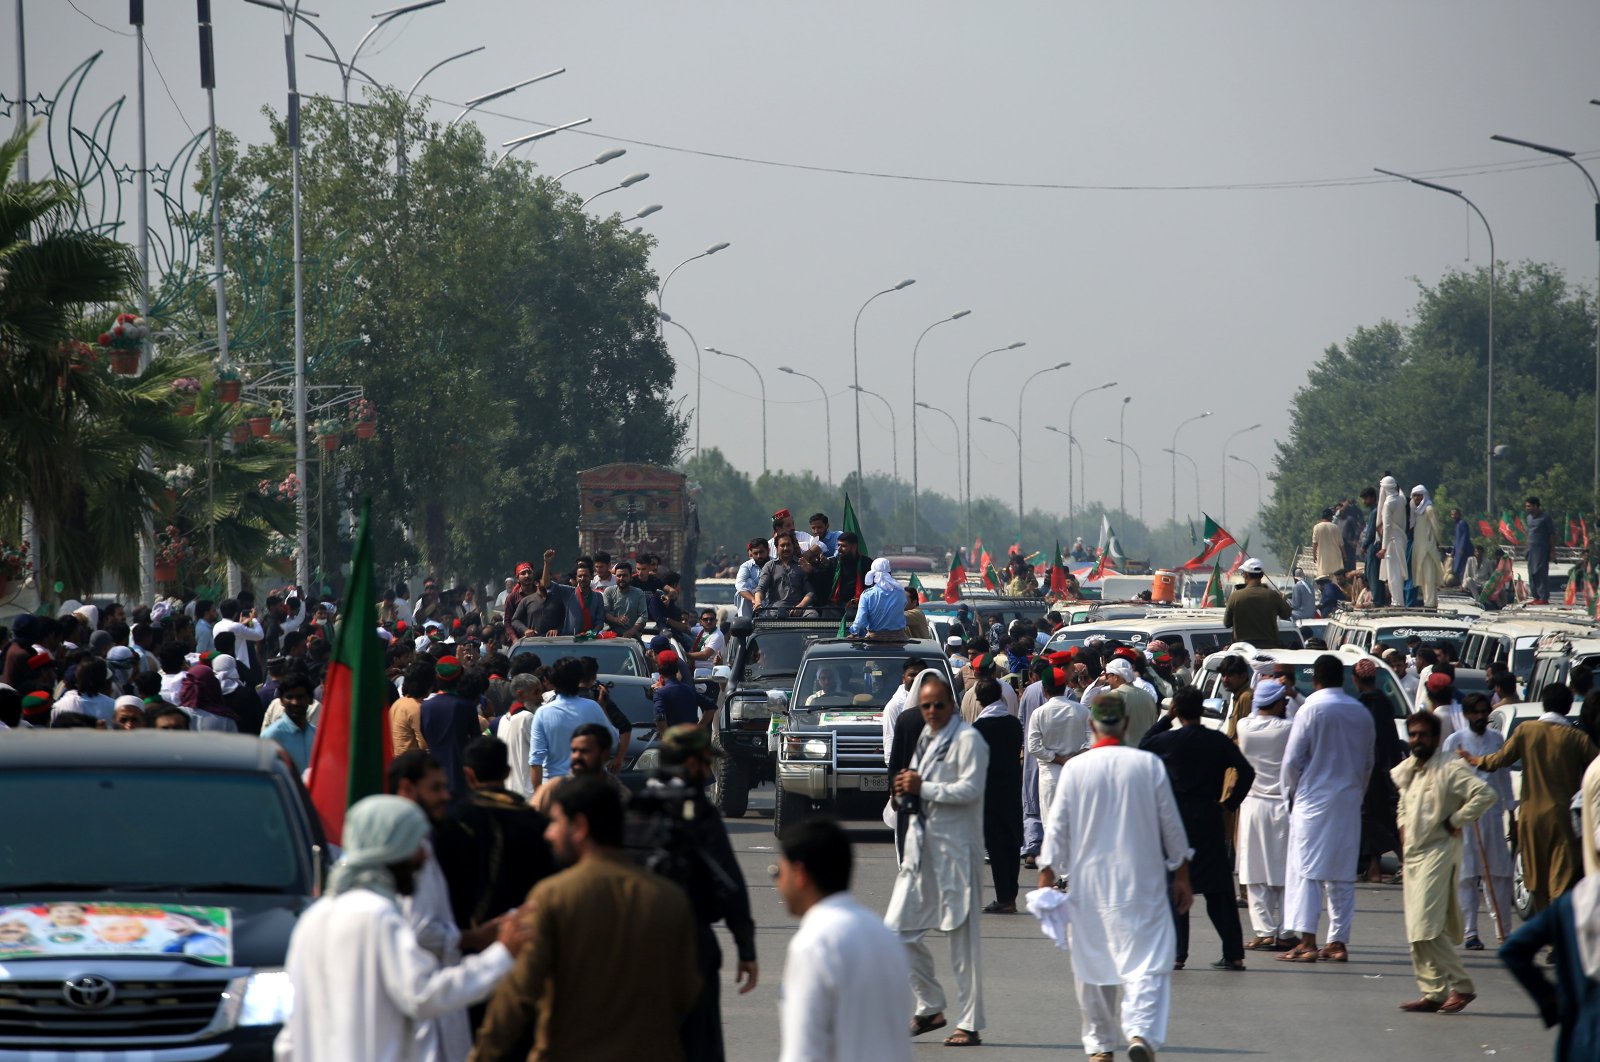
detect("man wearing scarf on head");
top-left (1376, 476), bottom-right (1411, 610)
top-left (276, 795), bottom-right (529, 1062)
top-left (179, 664), bottom-right (240, 733)
top-left (849, 558), bottom-right (908, 639)
top-left (1409, 485), bottom-right (1444, 608)
top-left (886, 669), bottom-right (990, 1047)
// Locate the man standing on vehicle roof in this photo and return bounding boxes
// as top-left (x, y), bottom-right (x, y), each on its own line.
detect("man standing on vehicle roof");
top-left (1449, 508), bottom-right (1474, 587)
top-left (734, 538), bottom-right (768, 620)
top-left (1359, 486), bottom-right (1390, 608)
top-left (825, 531), bottom-right (872, 608)
top-left (850, 562), bottom-right (909, 641)
top-left (601, 561), bottom-right (649, 638)
top-left (809, 512), bottom-right (842, 558)
top-left (1524, 496), bottom-right (1557, 604)
top-left (756, 534), bottom-right (816, 617)
top-left (1223, 559), bottom-right (1291, 648)
top-left (768, 508), bottom-right (816, 557)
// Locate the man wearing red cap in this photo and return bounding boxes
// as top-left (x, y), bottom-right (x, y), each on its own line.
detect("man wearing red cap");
top-left (766, 509), bottom-right (815, 558)
top-left (1027, 656), bottom-right (1089, 827)
top-left (420, 656), bottom-right (479, 800)
top-left (1423, 668), bottom-right (1464, 743)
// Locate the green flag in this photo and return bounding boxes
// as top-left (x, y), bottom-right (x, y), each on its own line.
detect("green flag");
top-left (306, 498), bottom-right (387, 844)
top-left (842, 492), bottom-right (863, 555)
top-left (1203, 560), bottom-right (1225, 606)
top-left (907, 572), bottom-right (928, 605)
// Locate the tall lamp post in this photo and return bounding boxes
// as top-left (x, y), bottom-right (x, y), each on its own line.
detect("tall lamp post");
top-left (657, 240), bottom-right (728, 456)
top-left (1105, 438), bottom-right (1144, 525)
top-left (780, 367), bottom-right (831, 485)
top-left (1220, 422), bottom-right (1261, 527)
top-left (1066, 381), bottom-right (1116, 541)
top-left (1117, 395), bottom-right (1133, 517)
top-left (1170, 410), bottom-right (1211, 524)
top-left (1376, 168), bottom-right (1496, 514)
top-left (1492, 132), bottom-right (1600, 506)
top-left (706, 345), bottom-right (767, 476)
top-left (658, 312), bottom-right (703, 458)
top-left (916, 401), bottom-right (963, 515)
top-left (555, 147), bottom-right (626, 182)
top-left (344, 0), bottom-right (446, 106)
top-left (492, 117), bottom-right (593, 170)
top-left (852, 280), bottom-right (916, 498)
top-left (1163, 447), bottom-right (1203, 522)
top-left (1019, 359), bottom-right (1070, 527)
top-left (979, 417), bottom-right (1023, 540)
top-left (964, 341), bottom-right (1026, 544)
top-left (1230, 454), bottom-right (1263, 518)
top-left (910, 309), bottom-right (971, 545)
top-left (448, 68), bottom-right (564, 128)
top-left (657, 241), bottom-right (731, 341)
top-left (583, 171), bottom-right (649, 208)
top-left (852, 385), bottom-right (900, 533)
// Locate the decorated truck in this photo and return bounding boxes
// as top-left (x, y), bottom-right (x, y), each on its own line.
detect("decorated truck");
top-left (576, 462), bottom-right (698, 578)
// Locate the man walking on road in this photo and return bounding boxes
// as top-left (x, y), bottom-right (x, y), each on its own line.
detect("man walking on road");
top-left (1027, 660), bottom-right (1089, 826)
top-left (1441, 694), bottom-right (1517, 947)
top-left (776, 819), bottom-right (912, 1062)
top-left (1038, 690), bottom-right (1193, 1062)
top-left (1235, 678), bottom-right (1296, 950)
top-left (1392, 710), bottom-right (1496, 1014)
top-left (971, 676), bottom-right (1025, 914)
top-left (1278, 654), bottom-right (1375, 964)
top-left (885, 670), bottom-right (989, 1048)
top-left (1223, 559), bottom-right (1290, 648)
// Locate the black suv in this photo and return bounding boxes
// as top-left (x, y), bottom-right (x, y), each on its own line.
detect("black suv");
top-left (0, 731), bottom-right (328, 1059)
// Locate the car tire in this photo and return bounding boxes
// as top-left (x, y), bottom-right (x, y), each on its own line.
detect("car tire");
top-left (773, 777), bottom-right (810, 837)
top-left (716, 748), bottom-right (750, 818)
top-left (1511, 850), bottom-right (1533, 920)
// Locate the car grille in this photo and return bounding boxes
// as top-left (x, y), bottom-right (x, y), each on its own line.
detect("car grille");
top-left (836, 733), bottom-right (885, 770)
top-left (0, 979), bottom-right (227, 1040)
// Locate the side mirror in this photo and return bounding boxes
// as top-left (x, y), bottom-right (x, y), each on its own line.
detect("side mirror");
top-left (766, 689), bottom-right (790, 714)
top-left (710, 664), bottom-right (733, 683)
top-left (1201, 697), bottom-right (1226, 720)
top-left (730, 617), bottom-right (754, 638)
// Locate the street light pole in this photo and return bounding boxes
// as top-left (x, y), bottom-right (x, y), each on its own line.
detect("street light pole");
top-left (1230, 454), bottom-right (1262, 518)
top-left (852, 386), bottom-right (900, 532)
top-left (1170, 410), bottom-right (1211, 525)
top-left (706, 346), bottom-right (767, 476)
top-left (1018, 360), bottom-right (1070, 534)
top-left (492, 117), bottom-right (593, 170)
top-left (980, 417), bottom-right (1023, 541)
top-left (582, 171), bottom-right (649, 208)
top-left (964, 341), bottom-right (1026, 546)
top-left (911, 310), bottom-right (971, 545)
top-left (1163, 448), bottom-right (1203, 523)
top-left (655, 245), bottom-right (728, 455)
top-left (1220, 423), bottom-right (1261, 527)
top-left (1376, 168), bottom-right (1496, 514)
top-left (1106, 438), bottom-right (1145, 525)
top-left (345, 0), bottom-right (446, 107)
top-left (1117, 395), bottom-right (1132, 517)
top-left (781, 367), bottom-right (831, 485)
top-left (1492, 132), bottom-right (1600, 508)
top-left (398, 45), bottom-right (483, 178)
top-left (657, 242), bottom-right (731, 341)
top-left (1066, 382), bottom-right (1116, 542)
top-left (852, 280), bottom-right (916, 501)
top-left (555, 147), bottom-right (626, 182)
top-left (658, 313), bottom-right (704, 459)
top-left (916, 401), bottom-right (963, 516)
top-left (448, 68), bottom-right (565, 129)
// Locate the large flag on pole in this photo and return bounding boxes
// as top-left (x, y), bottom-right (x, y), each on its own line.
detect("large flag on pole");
top-left (944, 549), bottom-right (967, 604)
top-left (841, 492), bottom-right (864, 555)
top-left (306, 499), bottom-right (389, 845)
top-left (907, 573), bottom-right (929, 605)
top-left (1565, 564), bottom-right (1581, 607)
top-left (1202, 560), bottom-right (1225, 606)
top-left (1049, 540), bottom-right (1068, 596)
top-left (1180, 514), bottom-right (1237, 570)
top-left (1225, 535), bottom-right (1252, 579)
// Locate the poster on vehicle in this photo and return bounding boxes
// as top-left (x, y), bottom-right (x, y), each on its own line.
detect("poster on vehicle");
top-left (0, 902), bottom-right (234, 966)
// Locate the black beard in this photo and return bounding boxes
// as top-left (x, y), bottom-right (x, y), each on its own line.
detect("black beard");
top-left (390, 862), bottom-right (418, 896)
top-left (1469, 721), bottom-right (1489, 734)
top-left (1412, 746), bottom-right (1435, 763)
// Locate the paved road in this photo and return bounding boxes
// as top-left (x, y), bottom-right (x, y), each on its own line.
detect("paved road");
top-left (708, 787), bottom-right (1555, 1060)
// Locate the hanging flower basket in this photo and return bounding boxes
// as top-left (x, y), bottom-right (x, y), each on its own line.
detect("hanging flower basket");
top-left (355, 420), bottom-right (376, 440)
top-left (110, 350), bottom-right (141, 375)
top-left (176, 402), bottom-right (196, 417)
top-left (322, 433), bottom-right (340, 453)
top-left (231, 424), bottom-right (251, 445)
top-left (154, 560), bottom-right (178, 583)
top-left (218, 379), bottom-right (242, 404)
top-left (249, 416), bottom-right (272, 438)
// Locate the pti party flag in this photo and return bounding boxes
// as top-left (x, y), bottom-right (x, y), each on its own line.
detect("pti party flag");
top-left (841, 492), bottom-right (864, 555)
top-left (1478, 554), bottom-right (1513, 608)
top-left (907, 573), bottom-right (929, 605)
top-left (1097, 515), bottom-right (1125, 563)
top-left (1202, 560), bottom-right (1226, 606)
top-left (1565, 565), bottom-right (1581, 607)
top-left (1226, 535), bottom-right (1252, 578)
top-left (944, 549), bottom-right (967, 604)
top-left (1180, 515), bottom-right (1237, 570)
top-left (1477, 516), bottom-right (1495, 540)
top-left (983, 558), bottom-right (1003, 591)
top-left (306, 499), bottom-right (389, 845)
top-left (1049, 541), bottom-right (1068, 596)
top-left (1566, 514), bottom-right (1580, 548)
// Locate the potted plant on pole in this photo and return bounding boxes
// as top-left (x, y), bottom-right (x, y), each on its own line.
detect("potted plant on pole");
top-left (97, 313), bottom-right (151, 375)
top-left (350, 397), bottom-right (377, 439)
top-left (215, 363), bottom-right (248, 404)
top-left (154, 525), bottom-right (192, 584)
top-left (172, 377), bottom-right (201, 417)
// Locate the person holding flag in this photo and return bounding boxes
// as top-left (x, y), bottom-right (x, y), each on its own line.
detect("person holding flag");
top-left (944, 549), bottom-right (968, 605)
top-left (1223, 559), bottom-right (1290, 649)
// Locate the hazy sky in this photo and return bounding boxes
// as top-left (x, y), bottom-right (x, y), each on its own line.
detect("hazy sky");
top-left (15, 1), bottom-right (1600, 533)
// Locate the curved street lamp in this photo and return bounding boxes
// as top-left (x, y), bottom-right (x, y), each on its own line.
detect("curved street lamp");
top-left (582, 171), bottom-right (649, 208)
top-left (780, 367), bottom-right (832, 485)
top-left (619, 203), bottom-right (662, 225)
top-left (346, 1), bottom-right (446, 107)
top-left (1162, 447), bottom-right (1202, 524)
top-left (916, 401), bottom-right (963, 513)
top-left (910, 310), bottom-right (971, 543)
top-left (964, 341), bottom-right (1026, 544)
top-left (1018, 360), bottom-right (1069, 535)
top-left (1220, 422), bottom-right (1262, 526)
top-left (556, 147), bottom-right (626, 183)
top-left (657, 242), bottom-right (732, 335)
top-left (1066, 381), bottom-right (1116, 539)
top-left (1045, 426), bottom-right (1086, 539)
top-left (658, 312), bottom-right (704, 459)
top-left (449, 68), bottom-right (565, 129)
top-left (980, 416), bottom-right (1024, 540)
top-left (492, 116), bottom-right (593, 169)
top-left (852, 280), bottom-right (916, 497)
top-left (707, 346), bottom-right (767, 476)
top-left (852, 385), bottom-right (901, 531)
top-left (1170, 410), bottom-right (1211, 524)
top-left (1106, 437), bottom-right (1144, 525)
top-left (1230, 454), bottom-right (1263, 519)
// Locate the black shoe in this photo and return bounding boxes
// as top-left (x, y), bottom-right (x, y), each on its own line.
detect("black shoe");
top-left (1464, 936), bottom-right (1484, 951)
top-left (1211, 958), bottom-right (1246, 971)
top-left (982, 900), bottom-right (1017, 914)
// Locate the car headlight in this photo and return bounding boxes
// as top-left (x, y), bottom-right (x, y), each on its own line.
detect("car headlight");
top-left (730, 697), bottom-right (764, 722)
top-left (632, 748), bottom-right (661, 773)
top-left (232, 968), bottom-right (295, 1027)
top-left (781, 734), bottom-right (832, 761)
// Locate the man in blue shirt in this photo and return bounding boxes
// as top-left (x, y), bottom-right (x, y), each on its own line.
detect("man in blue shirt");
top-left (735, 538), bottom-right (768, 619)
top-left (808, 513), bottom-right (843, 558)
top-left (529, 656), bottom-right (618, 791)
top-left (1524, 496), bottom-right (1557, 604)
top-left (260, 671), bottom-right (316, 772)
top-left (849, 558), bottom-right (909, 639)
top-left (651, 653), bottom-right (718, 735)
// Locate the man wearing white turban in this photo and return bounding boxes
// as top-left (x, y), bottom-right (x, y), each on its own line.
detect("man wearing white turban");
top-left (1409, 485), bottom-right (1444, 608)
top-left (849, 558), bottom-right (909, 639)
top-left (276, 795), bottom-right (530, 1062)
top-left (1376, 476), bottom-right (1410, 608)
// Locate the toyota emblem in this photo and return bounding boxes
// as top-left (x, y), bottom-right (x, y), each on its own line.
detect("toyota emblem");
top-left (62, 975), bottom-right (116, 1010)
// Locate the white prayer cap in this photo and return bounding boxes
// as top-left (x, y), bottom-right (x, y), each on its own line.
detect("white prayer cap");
top-left (1104, 658), bottom-right (1136, 682)
top-left (1253, 679), bottom-right (1287, 708)
top-left (114, 694), bottom-right (143, 712)
top-left (1249, 653), bottom-right (1277, 677)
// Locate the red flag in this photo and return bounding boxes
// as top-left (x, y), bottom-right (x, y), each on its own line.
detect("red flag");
top-left (306, 500), bottom-right (391, 845)
top-left (1179, 515), bottom-right (1238, 571)
top-left (1225, 535), bottom-right (1252, 578)
top-left (908, 573), bottom-right (929, 605)
top-left (1476, 518), bottom-right (1495, 540)
top-left (1565, 566), bottom-right (1580, 607)
top-left (1584, 516), bottom-right (1591, 551)
top-left (1089, 551), bottom-right (1117, 580)
top-left (1049, 540), bottom-right (1067, 596)
top-left (944, 549), bottom-right (967, 604)
top-left (982, 559), bottom-right (1001, 591)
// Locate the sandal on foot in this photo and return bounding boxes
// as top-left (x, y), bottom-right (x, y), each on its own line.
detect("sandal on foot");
top-left (944, 1029), bottom-right (982, 1047)
top-left (1243, 936), bottom-right (1276, 950)
top-left (911, 1014), bottom-right (947, 1038)
top-left (1276, 946), bottom-right (1319, 963)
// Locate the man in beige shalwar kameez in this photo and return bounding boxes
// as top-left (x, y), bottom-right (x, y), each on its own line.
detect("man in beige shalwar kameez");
top-left (1392, 711), bottom-right (1496, 1014)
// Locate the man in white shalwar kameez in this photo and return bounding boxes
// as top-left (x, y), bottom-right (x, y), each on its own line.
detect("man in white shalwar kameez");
top-left (1235, 679), bottom-right (1296, 949)
top-left (1441, 695), bottom-right (1517, 946)
top-left (1039, 690), bottom-right (1194, 1062)
top-left (1376, 475), bottom-right (1410, 607)
top-left (885, 670), bottom-right (989, 1047)
top-left (1027, 662), bottom-right (1089, 822)
top-left (1277, 654), bottom-right (1375, 964)
top-left (1409, 485), bottom-right (1444, 608)
top-left (275, 796), bottom-right (527, 1062)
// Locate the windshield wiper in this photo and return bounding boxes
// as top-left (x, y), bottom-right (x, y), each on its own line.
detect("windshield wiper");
top-left (118, 882), bottom-right (284, 894)
top-left (0, 882), bottom-right (120, 893)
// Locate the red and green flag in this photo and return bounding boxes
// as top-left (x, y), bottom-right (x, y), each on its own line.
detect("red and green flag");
top-left (1497, 510), bottom-right (1526, 547)
top-left (306, 499), bottom-right (390, 845)
top-left (1476, 515), bottom-right (1495, 540)
top-left (1089, 549), bottom-right (1118, 581)
top-left (944, 549), bottom-right (967, 604)
top-left (841, 492), bottom-right (864, 555)
top-left (1180, 514), bottom-right (1237, 570)
top-left (1478, 554), bottom-right (1514, 608)
top-left (983, 558), bottom-right (1003, 592)
top-left (1565, 564), bottom-right (1581, 607)
top-left (1202, 560), bottom-right (1225, 606)
top-left (1049, 540), bottom-right (1068, 596)
top-left (907, 572), bottom-right (928, 605)
top-left (1566, 514), bottom-right (1580, 548)
top-left (1226, 535), bottom-right (1252, 578)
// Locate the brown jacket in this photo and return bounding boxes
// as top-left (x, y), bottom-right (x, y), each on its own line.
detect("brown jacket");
top-left (470, 852), bottom-right (700, 1062)
top-left (390, 695), bottom-right (427, 755)
top-left (1479, 718), bottom-right (1597, 904)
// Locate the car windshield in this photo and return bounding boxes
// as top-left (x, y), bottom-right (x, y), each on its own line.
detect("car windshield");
top-left (602, 684), bottom-right (656, 727)
top-left (1271, 664), bottom-right (1410, 718)
top-left (1373, 627), bottom-right (1466, 656)
top-left (1047, 628), bottom-right (1145, 651)
top-left (0, 770), bottom-right (305, 891)
top-left (512, 641), bottom-right (640, 676)
top-left (740, 631), bottom-right (824, 680)
top-left (793, 655), bottom-right (925, 710)
top-left (695, 583), bottom-right (737, 605)
top-left (1511, 637), bottom-right (1539, 680)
